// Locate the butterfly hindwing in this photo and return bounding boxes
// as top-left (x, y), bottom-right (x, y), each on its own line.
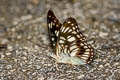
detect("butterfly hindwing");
top-left (47, 10), bottom-right (62, 48)
top-left (56, 17), bottom-right (94, 64)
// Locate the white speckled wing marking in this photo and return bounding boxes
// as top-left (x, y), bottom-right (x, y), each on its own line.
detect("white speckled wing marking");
top-left (47, 10), bottom-right (62, 49)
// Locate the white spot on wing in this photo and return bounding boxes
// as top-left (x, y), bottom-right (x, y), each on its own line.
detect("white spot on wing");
top-left (71, 23), bottom-right (74, 26)
top-left (84, 52), bottom-right (90, 55)
top-left (80, 34), bottom-right (83, 37)
top-left (72, 31), bottom-right (77, 34)
top-left (64, 27), bottom-right (69, 33)
top-left (55, 30), bottom-right (57, 34)
top-left (53, 23), bottom-right (55, 26)
top-left (77, 35), bottom-right (80, 38)
top-left (52, 37), bottom-right (55, 41)
top-left (56, 24), bottom-right (59, 27)
top-left (48, 23), bottom-right (51, 29)
top-left (50, 22), bottom-right (53, 28)
top-left (60, 37), bottom-right (66, 40)
top-left (70, 45), bottom-right (77, 50)
top-left (82, 55), bottom-right (89, 57)
top-left (73, 27), bottom-right (75, 30)
top-left (77, 30), bottom-right (79, 32)
top-left (59, 40), bottom-right (64, 43)
top-left (53, 43), bottom-right (55, 46)
top-left (72, 48), bottom-right (79, 52)
top-left (81, 56), bottom-right (88, 60)
top-left (71, 51), bottom-right (77, 56)
top-left (54, 19), bottom-right (56, 22)
top-left (84, 46), bottom-right (88, 49)
top-left (80, 43), bottom-right (84, 46)
top-left (68, 21), bottom-right (71, 24)
top-left (68, 37), bottom-right (75, 42)
top-left (64, 48), bottom-right (67, 53)
top-left (61, 26), bottom-right (65, 32)
top-left (67, 35), bottom-right (72, 39)
top-left (68, 29), bottom-right (72, 32)
top-left (84, 43), bottom-right (87, 45)
top-left (75, 26), bottom-right (78, 28)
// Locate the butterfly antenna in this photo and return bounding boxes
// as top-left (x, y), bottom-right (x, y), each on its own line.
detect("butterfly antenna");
top-left (28, 39), bottom-right (49, 49)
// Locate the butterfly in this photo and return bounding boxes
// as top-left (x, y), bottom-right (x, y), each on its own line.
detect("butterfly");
top-left (47, 10), bottom-right (94, 65)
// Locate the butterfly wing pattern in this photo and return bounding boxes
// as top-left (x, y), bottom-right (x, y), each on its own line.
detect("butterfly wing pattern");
top-left (47, 10), bottom-right (94, 65)
top-left (47, 10), bottom-right (62, 49)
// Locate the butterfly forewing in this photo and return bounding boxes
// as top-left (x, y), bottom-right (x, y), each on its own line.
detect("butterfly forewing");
top-left (57, 17), bottom-right (94, 64)
top-left (47, 10), bottom-right (62, 49)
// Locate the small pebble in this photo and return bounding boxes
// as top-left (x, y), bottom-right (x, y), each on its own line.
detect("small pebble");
top-left (5, 52), bottom-right (12, 56)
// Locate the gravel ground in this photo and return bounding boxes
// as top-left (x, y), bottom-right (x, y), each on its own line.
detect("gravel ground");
top-left (0, 0), bottom-right (120, 80)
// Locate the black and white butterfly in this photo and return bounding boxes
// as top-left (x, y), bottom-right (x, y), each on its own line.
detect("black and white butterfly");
top-left (47, 10), bottom-right (94, 65)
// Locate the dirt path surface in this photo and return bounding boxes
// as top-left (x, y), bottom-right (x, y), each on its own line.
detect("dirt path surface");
top-left (0, 0), bottom-right (120, 80)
